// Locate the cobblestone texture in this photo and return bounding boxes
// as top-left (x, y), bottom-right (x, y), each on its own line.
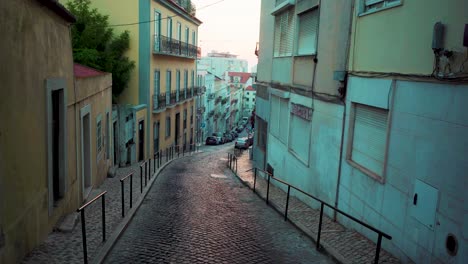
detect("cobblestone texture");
top-left (233, 151), bottom-right (401, 264)
top-left (21, 151), bottom-right (182, 264)
top-left (104, 144), bottom-right (335, 264)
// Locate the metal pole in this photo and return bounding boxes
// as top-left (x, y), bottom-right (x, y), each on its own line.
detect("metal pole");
top-left (316, 203), bottom-right (324, 250)
top-left (266, 174), bottom-right (270, 205)
top-left (145, 162), bottom-right (148, 186)
top-left (149, 159), bottom-right (151, 179)
top-left (102, 194), bottom-right (106, 242)
top-left (120, 181), bottom-right (125, 218)
top-left (178, 146), bottom-right (180, 157)
top-left (235, 158), bottom-right (238, 174)
top-left (253, 168), bottom-right (257, 193)
top-left (285, 185), bottom-right (291, 221)
top-left (130, 174), bottom-right (133, 208)
top-left (374, 234), bottom-right (383, 264)
top-left (80, 210), bottom-right (88, 264)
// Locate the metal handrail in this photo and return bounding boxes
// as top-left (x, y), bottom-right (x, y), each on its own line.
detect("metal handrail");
top-left (227, 158), bottom-right (392, 264)
top-left (120, 173), bottom-right (133, 218)
top-left (77, 191), bottom-right (107, 264)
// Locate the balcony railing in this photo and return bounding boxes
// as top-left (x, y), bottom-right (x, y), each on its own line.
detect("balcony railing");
top-left (154, 35), bottom-right (198, 59)
top-left (153, 89), bottom-right (196, 111)
top-left (194, 86), bottom-right (206, 95)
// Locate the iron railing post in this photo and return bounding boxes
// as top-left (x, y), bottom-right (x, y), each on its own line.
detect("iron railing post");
top-left (144, 161), bottom-right (148, 186)
top-left (266, 174), bottom-right (270, 205)
top-left (253, 168), bottom-right (257, 193)
top-left (235, 158), bottom-right (238, 174)
top-left (285, 185), bottom-right (291, 221)
top-left (149, 159), bottom-right (151, 179)
top-left (102, 194), bottom-right (106, 242)
top-left (130, 174), bottom-right (133, 208)
top-left (120, 180), bottom-right (125, 218)
top-left (317, 203), bottom-right (324, 250)
top-left (80, 210), bottom-right (87, 264)
top-left (374, 234), bottom-right (383, 264)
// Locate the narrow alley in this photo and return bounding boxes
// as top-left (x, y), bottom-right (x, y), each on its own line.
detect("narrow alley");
top-left (103, 144), bottom-right (335, 263)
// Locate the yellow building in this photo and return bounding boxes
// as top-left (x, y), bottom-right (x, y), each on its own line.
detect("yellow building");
top-left (90, 0), bottom-right (202, 162)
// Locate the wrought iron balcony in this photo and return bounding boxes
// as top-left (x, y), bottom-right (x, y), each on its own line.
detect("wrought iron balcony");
top-left (154, 35), bottom-right (198, 59)
top-left (194, 86), bottom-right (206, 95)
top-left (153, 93), bottom-right (167, 111)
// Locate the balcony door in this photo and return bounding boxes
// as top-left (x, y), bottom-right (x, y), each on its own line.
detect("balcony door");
top-left (154, 11), bottom-right (161, 51)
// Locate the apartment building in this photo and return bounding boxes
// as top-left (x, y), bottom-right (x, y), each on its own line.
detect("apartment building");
top-left (91, 0), bottom-right (202, 159)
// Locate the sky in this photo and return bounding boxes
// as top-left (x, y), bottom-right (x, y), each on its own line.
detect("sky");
top-left (192, 0), bottom-right (261, 70)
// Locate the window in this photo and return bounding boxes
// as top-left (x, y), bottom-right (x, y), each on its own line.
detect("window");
top-left (190, 106), bottom-right (193, 124)
top-left (167, 17), bottom-right (173, 38)
top-left (278, 98), bottom-right (289, 143)
top-left (176, 70), bottom-right (180, 101)
top-left (154, 11), bottom-right (161, 50)
top-left (184, 70), bottom-right (189, 97)
top-left (166, 116), bottom-right (171, 137)
top-left (183, 109), bottom-right (187, 129)
top-left (96, 115), bottom-right (102, 153)
top-left (177, 22), bottom-right (182, 41)
top-left (274, 8), bottom-right (294, 57)
top-left (191, 70), bottom-right (195, 88)
top-left (269, 95), bottom-right (289, 144)
top-left (347, 103), bottom-right (389, 180)
top-left (185, 27), bottom-right (189, 43)
top-left (246, 98), bottom-right (249, 102)
top-left (154, 70), bottom-right (160, 95)
top-left (297, 8), bottom-right (319, 55)
top-left (166, 70), bottom-right (172, 104)
top-left (287, 103), bottom-right (312, 164)
top-left (360, 0), bottom-right (401, 14)
top-left (192, 30), bottom-right (196, 45)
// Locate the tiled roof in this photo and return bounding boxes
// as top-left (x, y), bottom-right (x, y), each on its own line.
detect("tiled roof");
top-left (74, 63), bottom-right (107, 78)
top-left (36, 0), bottom-right (76, 23)
top-left (228, 72), bottom-right (251, 84)
top-left (245, 86), bottom-right (255, 91)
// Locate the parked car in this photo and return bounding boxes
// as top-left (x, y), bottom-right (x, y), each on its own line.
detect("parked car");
top-left (236, 126), bottom-right (244, 133)
top-left (205, 136), bottom-right (219, 145)
top-left (223, 132), bottom-right (233, 142)
top-left (247, 136), bottom-right (254, 146)
top-left (230, 131), bottom-right (238, 138)
top-left (235, 137), bottom-right (249, 149)
top-left (212, 132), bottom-right (225, 144)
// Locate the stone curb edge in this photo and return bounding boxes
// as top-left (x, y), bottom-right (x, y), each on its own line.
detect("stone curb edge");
top-left (230, 169), bottom-right (349, 264)
top-left (91, 153), bottom-right (199, 264)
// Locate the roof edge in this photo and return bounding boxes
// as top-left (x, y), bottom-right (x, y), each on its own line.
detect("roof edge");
top-left (36, 0), bottom-right (76, 23)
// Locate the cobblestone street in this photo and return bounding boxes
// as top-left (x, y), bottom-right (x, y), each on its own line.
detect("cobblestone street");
top-left (104, 144), bottom-right (335, 263)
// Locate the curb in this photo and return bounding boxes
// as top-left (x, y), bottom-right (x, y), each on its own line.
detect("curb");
top-left (91, 153), bottom-right (198, 264)
top-left (230, 169), bottom-right (346, 264)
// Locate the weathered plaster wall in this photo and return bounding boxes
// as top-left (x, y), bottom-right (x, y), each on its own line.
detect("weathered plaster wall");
top-left (0, 0), bottom-right (78, 262)
top-left (340, 77), bottom-right (468, 263)
top-left (75, 74), bottom-right (113, 190)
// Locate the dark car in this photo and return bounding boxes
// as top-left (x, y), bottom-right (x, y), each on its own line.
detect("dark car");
top-left (235, 137), bottom-right (249, 149)
top-left (212, 132), bottom-right (225, 144)
top-left (236, 126), bottom-right (244, 133)
top-left (206, 136), bottom-right (218, 145)
top-left (230, 131), bottom-right (238, 138)
top-left (224, 132), bottom-right (233, 142)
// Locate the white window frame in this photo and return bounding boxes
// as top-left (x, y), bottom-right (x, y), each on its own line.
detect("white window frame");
top-left (296, 8), bottom-right (319, 56)
top-left (359, 0), bottom-right (402, 16)
top-left (273, 8), bottom-right (295, 57)
top-left (346, 103), bottom-right (391, 183)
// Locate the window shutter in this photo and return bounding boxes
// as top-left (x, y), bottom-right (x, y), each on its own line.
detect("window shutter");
top-left (297, 9), bottom-right (319, 55)
top-left (154, 70), bottom-right (160, 94)
top-left (274, 15), bottom-right (282, 56)
top-left (351, 104), bottom-right (388, 176)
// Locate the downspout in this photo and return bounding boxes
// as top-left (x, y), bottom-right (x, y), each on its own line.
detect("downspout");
top-left (333, 0), bottom-right (355, 222)
top-left (70, 24), bottom-right (81, 204)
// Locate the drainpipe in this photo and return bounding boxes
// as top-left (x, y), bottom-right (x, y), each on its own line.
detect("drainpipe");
top-left (333, 0), bottom-right (355, 222)
top-left (70, 24), bottom-right (81, 204)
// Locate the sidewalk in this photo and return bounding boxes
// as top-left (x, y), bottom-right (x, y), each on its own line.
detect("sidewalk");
top-left (22, 149), bottom-right (196, 264)
top-left (231, 150), bottom-right (401, 264)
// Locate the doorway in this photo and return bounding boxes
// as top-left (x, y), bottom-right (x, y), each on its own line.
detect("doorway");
top-left (175, 113), bottom-right (180, 146)
top-left (138, 120), bottom-right (144, 161)
top-left (113, 121), bottom-right (118, 165)
top-left (154, 121), bottom-right (160, 154)
top-left (80, 108), bottom-right (92, 199)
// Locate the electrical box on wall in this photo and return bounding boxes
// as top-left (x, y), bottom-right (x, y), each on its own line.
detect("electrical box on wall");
top-left (411, 180), bottom-right (439, 230)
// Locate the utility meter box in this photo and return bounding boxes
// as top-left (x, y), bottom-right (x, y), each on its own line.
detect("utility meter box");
top-left (411, 179), bottom-right (439, 230)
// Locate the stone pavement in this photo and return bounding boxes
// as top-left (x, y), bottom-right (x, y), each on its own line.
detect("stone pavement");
top-left (21, 150), bottom-right (188, 264)
top-left (104, 145), bottom-right (336, 264)
top-left (232, 151), bottom-right (401, 264)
